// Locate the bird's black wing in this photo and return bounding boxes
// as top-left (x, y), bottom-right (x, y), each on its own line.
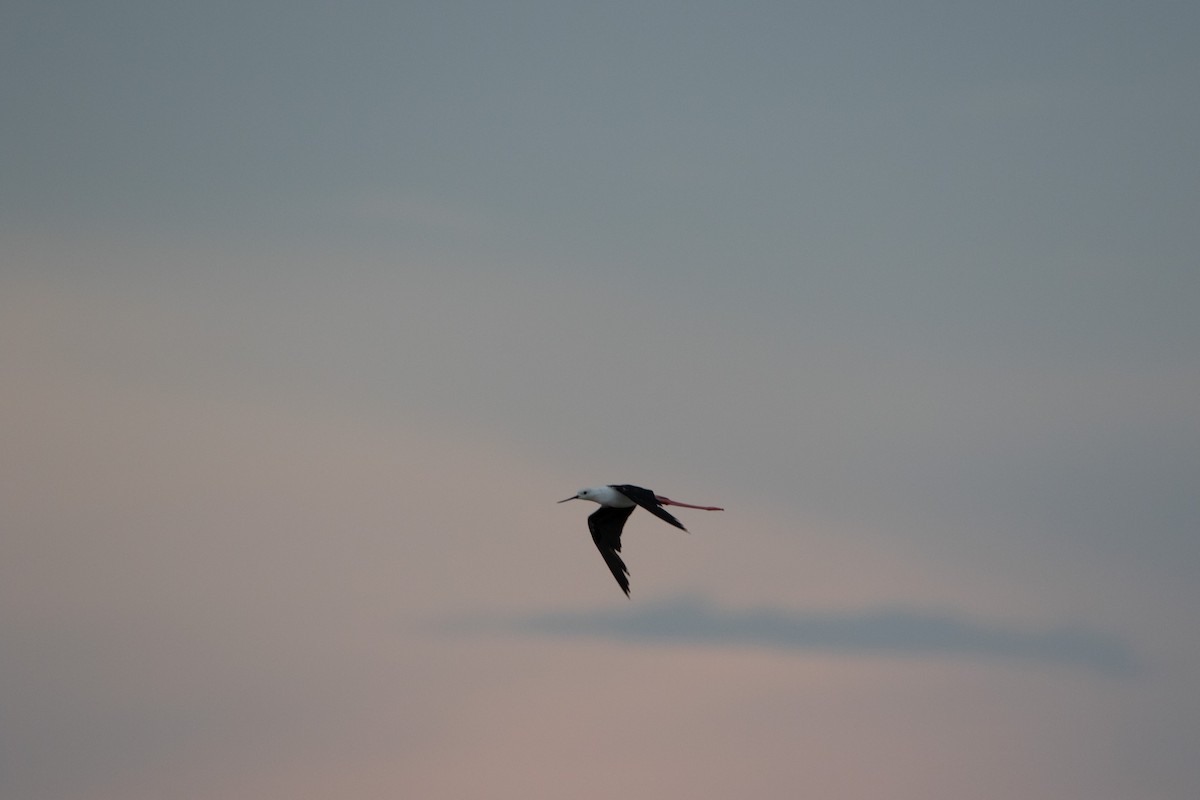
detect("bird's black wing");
top-left (588, 505), bottom-right (636, 597)
top-left (609, 484), bottom-right (687, 531)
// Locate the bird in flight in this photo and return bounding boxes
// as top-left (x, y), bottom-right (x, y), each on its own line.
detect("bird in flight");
top-left (558, 484), bottom-right (723, 596)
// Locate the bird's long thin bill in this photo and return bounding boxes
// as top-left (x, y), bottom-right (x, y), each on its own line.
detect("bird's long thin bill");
top-left (557, 496), bottom-right (578, 503)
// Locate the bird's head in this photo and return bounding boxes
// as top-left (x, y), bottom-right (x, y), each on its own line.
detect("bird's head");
top-left (558, 487), bottom-right (601, 504)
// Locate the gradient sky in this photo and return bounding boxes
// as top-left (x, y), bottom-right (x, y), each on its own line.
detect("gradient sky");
top-left (3, 2), bottom-right (1198, 798)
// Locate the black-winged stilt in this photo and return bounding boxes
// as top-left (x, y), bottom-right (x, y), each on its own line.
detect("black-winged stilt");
top-left (558, 484), bottom-right (723, 597)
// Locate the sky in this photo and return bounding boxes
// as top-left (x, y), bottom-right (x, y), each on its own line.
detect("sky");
top-left (2, 1), bottom-right (1198, 798)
